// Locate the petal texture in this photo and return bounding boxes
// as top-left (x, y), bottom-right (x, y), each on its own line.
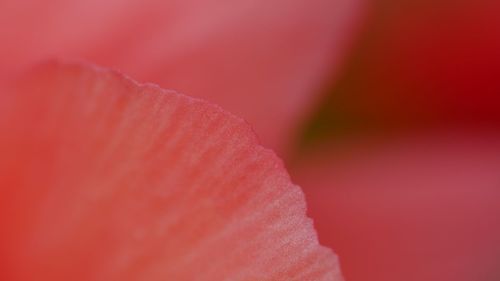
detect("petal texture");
top-left (0, 62), bottom-right (341, 281)
top-left (0, 0), bottom-right (364, 153)
top-left (293, 132), bottom-right (500, 281)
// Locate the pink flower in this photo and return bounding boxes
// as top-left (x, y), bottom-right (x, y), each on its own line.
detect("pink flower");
top-left (0, 0), bottom-right (361, 280)
top-left (2, 0), bottom-right (499, 280)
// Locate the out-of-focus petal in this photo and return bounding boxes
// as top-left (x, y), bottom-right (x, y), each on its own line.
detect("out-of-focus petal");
top-left (0, 62), bottom-right (342, 281)
top-left (292, 132), bottom-right (500, 281)
top-left (0, 0), bottom-right (364, 153)
top-left (307, 0), bottom-right (500, 138)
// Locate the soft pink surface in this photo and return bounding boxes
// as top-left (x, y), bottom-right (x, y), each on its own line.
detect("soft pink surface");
top-left (0, 0), bottom-right (363, 153)
top-left (293, 132), bottom-right (500, 281)
top-left (0, 62), bottom-right (342, 281)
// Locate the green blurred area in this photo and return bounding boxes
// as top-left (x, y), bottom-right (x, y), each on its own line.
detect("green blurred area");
top-left (299, 0), bottom-right (429, 147)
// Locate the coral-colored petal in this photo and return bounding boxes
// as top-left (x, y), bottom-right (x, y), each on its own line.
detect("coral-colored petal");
top-left (0, 62), bottom-right (341, 281)
top-left (292, 132), bottom-right (500, 281)
top-left (0, 0), bottom-right (363, 153)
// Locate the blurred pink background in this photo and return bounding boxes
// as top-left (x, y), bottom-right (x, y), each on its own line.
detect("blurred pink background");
top-left (293, 0), bottom-right (500, 280)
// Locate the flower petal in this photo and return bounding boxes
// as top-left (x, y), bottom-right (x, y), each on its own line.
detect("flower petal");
top-left (310, 0), bottom-right (500, 137)
top-left (0, 62), bottom-right (341, 281)
top-left (0, 0), bottom-right (364, 152)
top-left (292, 132), bottom-right (500, 281)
